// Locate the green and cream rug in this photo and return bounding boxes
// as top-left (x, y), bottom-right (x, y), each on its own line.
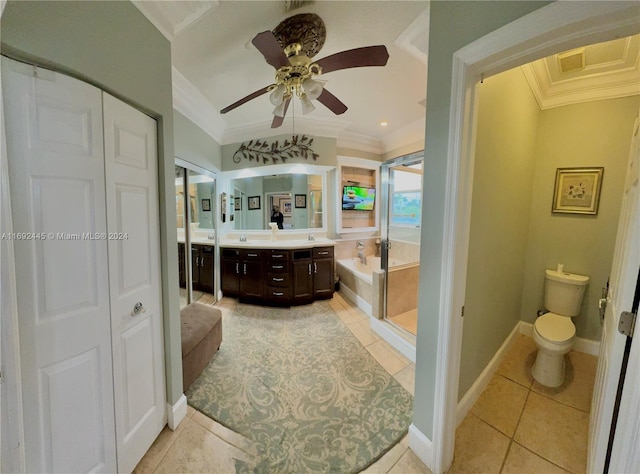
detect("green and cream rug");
top-left (186, 301), bottom-right (413, 473)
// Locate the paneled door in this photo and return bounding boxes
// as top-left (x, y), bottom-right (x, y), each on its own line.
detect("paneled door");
top-left (2, 58), bottom-right (117, 472)
top-left (103, 93), bottom-right (166, 473)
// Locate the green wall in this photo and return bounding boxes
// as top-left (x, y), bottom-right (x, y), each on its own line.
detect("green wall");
top-left (415, 0), bottom-right (549, 440)
top-left (1, 0), bottom-right (184, 405)
top-left (520, 96), bottom-right (640, 341)
top-left (174, 110), bottom-right (222, 172)
top-left (458, 67), bottom-right (540, 398)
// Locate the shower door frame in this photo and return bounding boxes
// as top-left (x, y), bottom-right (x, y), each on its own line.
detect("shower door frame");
top-left (380, 151), bottom-right (424, 341)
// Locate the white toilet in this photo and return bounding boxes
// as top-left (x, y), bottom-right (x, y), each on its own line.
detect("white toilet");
top-left (532, 268), bottom-right (589, 387)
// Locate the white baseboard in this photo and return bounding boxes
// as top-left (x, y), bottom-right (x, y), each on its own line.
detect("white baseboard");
top-left (167, 394), bottom-right (188, 430)
top-left (408, 423), bottom-right (433, 471)
top-left (518, 322), bottom-right (601, 356)
top-left (456, 322), bottom-right (521, 427)
top-left (370, 317), bottom-right (416, 363)
top-left (337, 285), bottom-right (372, 317)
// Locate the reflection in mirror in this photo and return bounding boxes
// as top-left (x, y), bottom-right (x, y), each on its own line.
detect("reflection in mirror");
top-left (231, 173), bottom-right (323, 230)
top-left (186, 170), bottom-right (215, 230)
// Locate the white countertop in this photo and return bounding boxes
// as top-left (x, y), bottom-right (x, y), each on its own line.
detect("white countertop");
top-left (177, 236), bottom-right (215, 246)
top-left (219, 238), bottom-right (335, 249)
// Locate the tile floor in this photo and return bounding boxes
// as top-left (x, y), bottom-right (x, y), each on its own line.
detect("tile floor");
top-left (136, 294), bottom-right (596, 474)
top-left (450, 334), bottom-right (597, 474)
top-left (389, 308), bottom-right (418, 335)
top-left (135, 292), bottom-right (430, 473)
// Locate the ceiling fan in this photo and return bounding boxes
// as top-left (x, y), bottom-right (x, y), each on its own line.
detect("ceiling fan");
top-left (220, 13), bottom-right (389, 128)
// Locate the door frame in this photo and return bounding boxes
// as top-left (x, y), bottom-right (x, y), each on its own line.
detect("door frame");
top-left (432, 2), bottom-right (640, 473)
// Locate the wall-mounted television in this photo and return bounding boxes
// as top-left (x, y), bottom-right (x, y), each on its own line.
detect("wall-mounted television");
top-left (342, 185), bottom-right (376, 211)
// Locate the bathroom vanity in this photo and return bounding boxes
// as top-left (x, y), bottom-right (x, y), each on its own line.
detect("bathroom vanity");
top-left (220, 240), bottom-right (335, 306)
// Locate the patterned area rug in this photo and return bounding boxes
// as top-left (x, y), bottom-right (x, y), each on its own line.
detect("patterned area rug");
top-left (186, 301), bottom-right (413, 473)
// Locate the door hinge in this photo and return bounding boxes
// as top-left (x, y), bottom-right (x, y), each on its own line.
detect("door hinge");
top-left (618, 311), bottom-right (637, 337)
top-left (461, 305), bottom-right (465, 318)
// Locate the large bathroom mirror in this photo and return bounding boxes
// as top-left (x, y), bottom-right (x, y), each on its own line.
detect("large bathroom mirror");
top-left (230, 171), bottom-right (325, 231)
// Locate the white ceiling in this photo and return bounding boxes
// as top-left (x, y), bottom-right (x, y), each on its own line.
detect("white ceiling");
top-left (135, 0), bottom-right (429, 152)
top-left (133, 1), bottom-right (638, 154)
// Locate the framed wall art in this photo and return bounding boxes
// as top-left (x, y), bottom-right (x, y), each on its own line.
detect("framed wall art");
top-left (551, 167), bottom-right (604, 215)
top-left (295, 193), bottom-right (307, 208)
top-left (201, 198), bottom-right (211, 212)
top-left (248, 195), bottom-right (261, 210)
top-left (234, 197), bottom-right (241, 211)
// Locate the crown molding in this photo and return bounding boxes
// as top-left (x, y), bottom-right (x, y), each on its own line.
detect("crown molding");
top-left (395, 5), bottom-right (430, 65)
top-left (521, 60), bottom-right (640, 110)
top-left (381, 118), bottom-right (425, 154)
top-left (172, 67), bottom-right (225, 144)
top-left (132, 1), bottom-right (218, 42)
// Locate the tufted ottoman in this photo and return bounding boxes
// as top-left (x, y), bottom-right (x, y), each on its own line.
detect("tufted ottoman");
top-left (180, 303), bottom-right (222, 391)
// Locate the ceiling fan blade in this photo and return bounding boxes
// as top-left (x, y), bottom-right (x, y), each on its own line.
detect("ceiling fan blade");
top-left (220, 86), bottom-right (270, 114)
top-left (252, 31), bottom-right (290, 70)
top-left (271, 98), bottom-right (291, 128)
top-left (316, 88), bottom-right (348, 115)
top-left (315, 45), bottom-right (389, 74)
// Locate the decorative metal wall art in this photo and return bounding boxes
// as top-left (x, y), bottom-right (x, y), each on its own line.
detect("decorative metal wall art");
top-left (232, 135), bottom-right (319, 165)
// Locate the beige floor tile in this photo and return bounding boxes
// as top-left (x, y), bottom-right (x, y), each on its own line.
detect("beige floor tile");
top-left (394, 364), bottom-right (416, 396)
top-left (133, 420), bottom-right (188, 473)
top-left (449, 414), bottom-right (510, 474)
top-left (155, 418), bottom-right (254, 473)
top-left (388, 449), bottom-right (432, 474)
top-left (471, 375), bottom-right (529, 437)
top-left (366, 340), bottom-right (411, 375)
top-left (514, 391), bottom-right (589, 473)
top-left (348, 317), bottom-right (381, 346)
top-left (531, 350), bottom-right (597, 412)
top-left (502, 442), bottom-right (569, 474)
top-left (360, 435), bottom-right (409, 474)
top-left (496, 334), bottom-right (537, 388)
top-left (190, 409), bottom-right (258, 456)
top-left (186, 405), bottom-right (196, 418)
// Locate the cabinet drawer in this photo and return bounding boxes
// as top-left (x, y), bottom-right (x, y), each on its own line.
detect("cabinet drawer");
top-left (241, 250), bottom-right (263, 260)
top-left (222, 248), bottom-right (240, 258)
top-left (266, 287), bottom-right (291, 301)
top-left (313, 247), bottom-right (334, 259)
top-left (269, 250), bottom-right (289, 261)
top-left (267, 273), bottom-right (289, 287)
top-left (268, 262), bottom-right (288, 272)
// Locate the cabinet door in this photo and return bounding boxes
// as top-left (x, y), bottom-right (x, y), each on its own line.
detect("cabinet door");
top-left (178, 244), bottom-right (185, 288)
top-left (199, 246), bottom-right (215, 294)
top-left (313, 258), bottom-right (334, 299)
top-left (293, 260), bottom-right (313, 304)
top-left (241, 259), bottom-right (264, 299)
top-left (221, 259), bottom-right (240, 295)
top-left (191, 246), bottom-right (201, 289)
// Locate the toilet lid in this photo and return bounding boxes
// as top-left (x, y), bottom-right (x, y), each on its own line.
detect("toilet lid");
top-left (535, 313), bottom-right (575, 343)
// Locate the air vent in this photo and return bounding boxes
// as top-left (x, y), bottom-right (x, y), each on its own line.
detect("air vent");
top-left (284, 0), bottom-right (314, 12)
top-left (557, 48), bottom-right (585, 73)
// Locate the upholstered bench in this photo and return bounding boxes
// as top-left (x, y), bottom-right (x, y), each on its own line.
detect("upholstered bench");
top-left (180, 303), bottom-right (222, 391)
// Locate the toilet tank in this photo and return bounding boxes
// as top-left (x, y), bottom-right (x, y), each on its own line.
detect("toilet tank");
top-left (544, 269), bottom-right (589, 317)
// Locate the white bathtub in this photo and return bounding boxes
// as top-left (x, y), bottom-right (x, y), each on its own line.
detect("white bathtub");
top-left (336, 256), bottom-right (407, 284)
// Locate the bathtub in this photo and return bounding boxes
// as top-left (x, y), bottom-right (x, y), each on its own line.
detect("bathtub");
top-left (336, 255), bottom-right (420, 320)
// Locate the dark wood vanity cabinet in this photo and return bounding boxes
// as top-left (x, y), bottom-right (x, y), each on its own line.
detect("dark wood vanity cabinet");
top-left (179, 243), bottom-right (215, 294)
top-left (221, 245), bottom-right (334, 306)
top-left (312, 247), bottom-right (334, 299)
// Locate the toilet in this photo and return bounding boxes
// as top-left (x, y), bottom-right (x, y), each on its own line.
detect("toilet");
top-left (532, 268), bottom-right (589, 387)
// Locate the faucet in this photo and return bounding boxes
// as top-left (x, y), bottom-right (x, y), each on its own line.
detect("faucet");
top-left (308, 233), bottom-right (315, 241)
top-left (356, 240), bottom-right (366, 264)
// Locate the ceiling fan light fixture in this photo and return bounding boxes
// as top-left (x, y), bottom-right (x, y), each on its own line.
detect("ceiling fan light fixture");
top-left (302, 77), bottom-right (323, 100)
top-left (300, 95), bottom-right (316, 114)
top-left (269, 84), bottom-right (286, 106)
top-left (273, 101), bottom-right (288, 117)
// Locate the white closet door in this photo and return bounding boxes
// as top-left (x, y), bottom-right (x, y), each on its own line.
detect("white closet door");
top-left (102, 93), bottom-right (166, 473)
top-left (2, 57), bottom-right (117, 473)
